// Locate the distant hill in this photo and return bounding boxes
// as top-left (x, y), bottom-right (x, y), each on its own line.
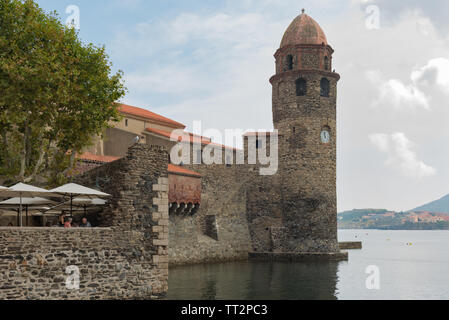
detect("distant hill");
top-left (411, 194), bottom-right (449, 214)
top-left (338, 207), bottom-right (449, 230)
top-left (338, 209), bottom-right (388, 221)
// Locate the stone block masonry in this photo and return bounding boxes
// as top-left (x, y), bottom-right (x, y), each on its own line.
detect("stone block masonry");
top-left (169, 162), bottom-right (253, 266)
top-left (0, 144), bottom-right (169, 300)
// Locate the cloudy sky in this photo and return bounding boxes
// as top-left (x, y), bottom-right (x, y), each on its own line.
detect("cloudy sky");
top-left (36, 0), bottom-right (449, 212)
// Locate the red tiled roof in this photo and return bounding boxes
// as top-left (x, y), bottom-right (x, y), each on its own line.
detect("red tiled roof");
top-left (146, 128), bottom-right (209, 142)
top-left (77, 152), bottom-right (121, 163)
top-left (168, 164), bottom-right (202, 178)
top-left (145, 128), bottom-right (239, 151)
top-left (281, 13), bottom-right (328, 48)
top-left (118, 104), bottom-right (186, 129)
top-left (146, 127), bottom-right (180, 140)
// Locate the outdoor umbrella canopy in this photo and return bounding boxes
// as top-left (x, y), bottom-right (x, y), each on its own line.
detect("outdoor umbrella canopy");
top-left (0, 198), bottom-right (54, 226)
top-left (72, 198), bottom-right (107, 206)
top-left (0, 183), bottom-right (60, 227)
top-left (49, 183), bottom-right (111, 216)
top-left (0, 197), bottom-right (55, 206)
top-left (50, 183), bottom-right (111, 199)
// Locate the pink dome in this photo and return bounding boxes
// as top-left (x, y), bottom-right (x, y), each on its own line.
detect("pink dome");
top-left (280, 13), bottom-right (328, 47)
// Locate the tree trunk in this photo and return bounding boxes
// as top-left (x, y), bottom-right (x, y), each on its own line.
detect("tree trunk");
top-left (63, 151), bottom-right (77, 176)
top-left (24, 147), bottom-right (46, 183)
top-left (25, 125), bottom-right (32, 167)
top-left (18, 123), bottom-right (28, 181)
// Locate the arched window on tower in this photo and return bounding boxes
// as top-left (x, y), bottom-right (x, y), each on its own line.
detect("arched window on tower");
top-left (296, 78), bottom-right (307, 96)
top-left (286, 55), bottom-right (294, 70)
top-left (324, 56), bottom-right (329, 71)
top-left (320, 78), bottom-right (330, 97)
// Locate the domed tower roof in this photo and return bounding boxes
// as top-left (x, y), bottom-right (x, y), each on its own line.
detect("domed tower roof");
top-left (280, 11), bottom-right (328, 48)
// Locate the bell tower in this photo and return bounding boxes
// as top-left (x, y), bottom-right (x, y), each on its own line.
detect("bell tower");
top-left (270, 11), bottom-right (340, 253)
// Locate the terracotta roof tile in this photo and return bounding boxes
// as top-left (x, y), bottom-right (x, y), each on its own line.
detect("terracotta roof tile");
top-left (77, 152), bottom-right (121, 163)
top-left (281, 13), bottom-right (328, 48)
top-left (118, 104), bottom-right (186, 129)
top-left (168, 164), bottom-right (202, 178)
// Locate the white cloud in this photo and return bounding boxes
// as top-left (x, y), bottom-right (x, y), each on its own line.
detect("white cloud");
top-left (113, 11), bottom-right (287, 137)
top-left (366, 70), bottom-right (430, 110)
top-left (124, 65), bottom-right (202, 94)
top-left (367, 58), bottom-right (449, 111)
top-left (370, 132), bottom-right (436, 178)
top-left (411, 57), bottom-right (449, 93)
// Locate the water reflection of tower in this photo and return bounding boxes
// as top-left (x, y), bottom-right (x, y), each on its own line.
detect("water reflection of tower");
top-left (167, 261), bottom-right (340, 300)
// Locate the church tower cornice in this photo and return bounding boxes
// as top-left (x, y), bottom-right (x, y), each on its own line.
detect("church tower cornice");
top-left (269, 69), bottom-right (340, 84)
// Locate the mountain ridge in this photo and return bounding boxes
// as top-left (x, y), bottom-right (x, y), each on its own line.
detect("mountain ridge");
top-left (411, 194), bottom-right (449, 214)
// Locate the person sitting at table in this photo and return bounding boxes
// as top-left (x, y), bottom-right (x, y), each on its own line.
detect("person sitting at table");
top-left (64, 217), bottom-right (72, 228)
top-left (58, 214), bottom-right (66, 227)
top-left (80, 217), bottom-right (92, 228)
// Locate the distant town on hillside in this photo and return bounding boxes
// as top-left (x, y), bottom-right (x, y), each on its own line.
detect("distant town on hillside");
top-left (339, 194), bottom-right (449, 230)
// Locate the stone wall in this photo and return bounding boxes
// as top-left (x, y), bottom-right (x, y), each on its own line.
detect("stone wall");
top-left (169, 158), bottom-right (253, 266)
top-left (0, 144), bottom-right (169, 300)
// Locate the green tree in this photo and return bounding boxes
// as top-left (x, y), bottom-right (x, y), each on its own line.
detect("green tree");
top-left (0, 0), bottom-right (126, 184)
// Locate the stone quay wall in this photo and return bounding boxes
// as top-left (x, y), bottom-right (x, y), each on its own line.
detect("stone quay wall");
top-left (0, 144), bottom-right (169, 300)
top-left (169, 154), bottom-right (253, 265)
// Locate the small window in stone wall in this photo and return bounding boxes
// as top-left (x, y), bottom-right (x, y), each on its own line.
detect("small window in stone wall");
top-left (324, 56), bottom-right (329, 71)
top-left (286, 55), bottom-right (294, 70)
top-left (296, 78), bottom-right (307, 96)
top-left (125, 119), bottom-right (128, 127)
top-left (320, 78), bottom-right (330, 97)
top-left (204, 215), bottom-right (218, 241)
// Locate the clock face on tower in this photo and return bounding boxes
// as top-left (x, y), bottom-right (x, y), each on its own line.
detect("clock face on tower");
top-left (321, 130), bottom-right (330, 144)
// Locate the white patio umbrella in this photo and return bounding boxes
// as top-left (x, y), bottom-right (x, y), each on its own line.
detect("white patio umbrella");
top-left (56, 197), bottom-right (108, 216)
top-left (0, 197), bottom-right (56, 226)
top-left (49, 183), bottom-right (111, 216)
top-left (72, 198), bottom-right (107, 206)
top-left (0, 197), bottom-right (55, 206)
top-left (0, 183), bottom-right (59, 227)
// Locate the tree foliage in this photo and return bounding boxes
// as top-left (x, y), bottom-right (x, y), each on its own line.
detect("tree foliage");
top-left (0, 0), bottom-right (126, 184)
